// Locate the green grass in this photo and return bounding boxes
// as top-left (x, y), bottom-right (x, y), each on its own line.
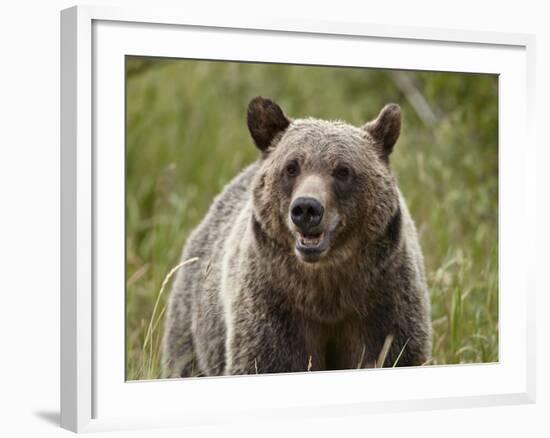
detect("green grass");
top-left (125, 57), bottom-right (498, 380)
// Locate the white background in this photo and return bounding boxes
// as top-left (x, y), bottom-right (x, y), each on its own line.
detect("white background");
top-left (0, 0), bottom-right (546, 437)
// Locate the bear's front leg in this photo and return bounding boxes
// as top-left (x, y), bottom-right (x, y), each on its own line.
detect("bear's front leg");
top-left (224, 294), bottom-right (314, 375)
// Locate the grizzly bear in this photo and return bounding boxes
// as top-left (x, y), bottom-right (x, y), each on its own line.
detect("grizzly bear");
top-left (162, 97), bottom-right (432, 377)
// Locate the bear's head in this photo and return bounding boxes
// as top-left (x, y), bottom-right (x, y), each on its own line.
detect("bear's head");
top-left (248, 96), bottom-right (401, 266)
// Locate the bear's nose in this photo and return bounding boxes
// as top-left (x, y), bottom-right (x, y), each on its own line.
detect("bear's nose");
top-left (290, 197), bottom-right (324, 231)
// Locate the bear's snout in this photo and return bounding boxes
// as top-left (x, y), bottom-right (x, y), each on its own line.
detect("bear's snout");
top-left (290, 197), bottom-right (324, 231)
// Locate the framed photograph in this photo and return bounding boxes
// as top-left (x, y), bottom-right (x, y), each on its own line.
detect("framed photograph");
top-left (60, 5), bottom-right (536, 433)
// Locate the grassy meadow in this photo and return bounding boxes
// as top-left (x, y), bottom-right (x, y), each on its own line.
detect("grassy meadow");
top-left (125, 57), bottom-right (498, 380)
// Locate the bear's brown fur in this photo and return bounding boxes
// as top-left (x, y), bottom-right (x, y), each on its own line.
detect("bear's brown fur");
top-left (162, 97), bottom-right (432, 377)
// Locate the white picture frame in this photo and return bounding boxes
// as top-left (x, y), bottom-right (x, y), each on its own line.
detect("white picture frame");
top-left (60, 4), bottom-right (536, 433)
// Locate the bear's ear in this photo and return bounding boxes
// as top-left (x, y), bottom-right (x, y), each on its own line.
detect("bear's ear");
top-left (247, 96), bottom-right (291, 153)
top-left (364, 103), bottom-right (401, 159)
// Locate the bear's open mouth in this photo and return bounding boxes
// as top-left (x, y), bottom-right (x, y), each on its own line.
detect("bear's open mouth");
top-left (297, 232), bottom-right (324, 248)
top-left (295, 231), bottom-right (330, 260)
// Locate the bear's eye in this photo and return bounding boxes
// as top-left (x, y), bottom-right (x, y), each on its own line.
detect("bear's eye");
top-left (333, 165), bottom-right (351, 181)
top-left (285, 161), bottom-right (300, 177)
